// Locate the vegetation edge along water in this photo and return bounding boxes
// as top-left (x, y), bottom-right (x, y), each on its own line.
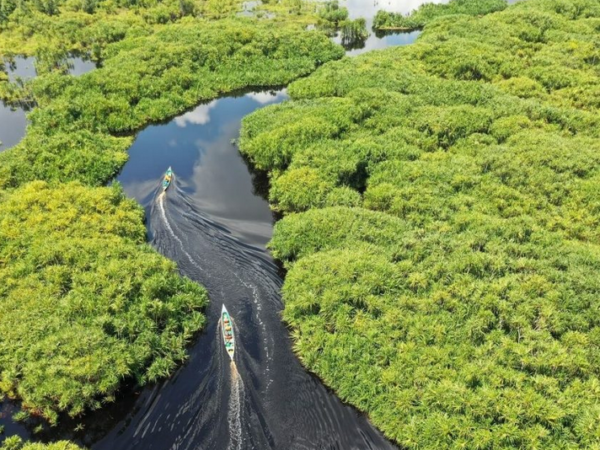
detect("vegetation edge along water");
top-left (373, 0), bottom-right (509, 31)
top-left (239, 0), bottom-right (600, 448)
top-left (0, 0), bottom-right (347, 444)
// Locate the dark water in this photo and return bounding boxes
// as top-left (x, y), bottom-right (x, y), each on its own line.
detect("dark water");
top-left (0, 103), bottom-right (28, 150)
top-left (0, 2), bottom-right (440, 448)
top-left (116, 90), bottom-right (287, 248)
top-left (0, 56), bottom-right (96, 151)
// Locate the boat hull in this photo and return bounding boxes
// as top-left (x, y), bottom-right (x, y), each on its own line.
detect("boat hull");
top-left (162, 167), bottom-right (173, 191)
top-left (221, 305), bottom-right (235, 360)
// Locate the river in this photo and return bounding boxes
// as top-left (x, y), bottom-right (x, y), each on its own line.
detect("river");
top-left (0, 2), bottom-right (438, 448)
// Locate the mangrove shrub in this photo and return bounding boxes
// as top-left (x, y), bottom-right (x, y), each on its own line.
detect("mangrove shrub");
top-left (239, 0), bottom-right (600, 448)
top-left (0, 182), bottom-right (208, 423)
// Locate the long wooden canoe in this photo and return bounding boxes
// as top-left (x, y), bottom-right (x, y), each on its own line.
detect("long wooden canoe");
top-left (162, 166), bottom-right (173, 191)
top-left (221, 305), bottom-right (235, 361)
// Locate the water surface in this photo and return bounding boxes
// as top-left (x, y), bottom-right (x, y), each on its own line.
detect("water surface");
top-left (335, 0), bottom-right (447, 55)
top-left (0, 57), bottom-right (35, 150)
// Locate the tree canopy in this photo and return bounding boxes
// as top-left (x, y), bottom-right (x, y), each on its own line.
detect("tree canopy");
top-left (239, 0), bottom-right (600, 447)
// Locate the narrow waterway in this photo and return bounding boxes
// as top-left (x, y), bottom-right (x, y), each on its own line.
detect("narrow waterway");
top-left (0, 1), bottom-right (442, 448)
top-left (91, 89), bottom-right (398, 450)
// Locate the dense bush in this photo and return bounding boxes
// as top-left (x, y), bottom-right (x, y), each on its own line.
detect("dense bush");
top-left (374, 0), bottom-right (508, 31)
top-left (317, 0), bottom-right (348, 24)
top-left (0, 182), bottom-right (208, 423)
top-left (240, 0), bottom-right (600, 448)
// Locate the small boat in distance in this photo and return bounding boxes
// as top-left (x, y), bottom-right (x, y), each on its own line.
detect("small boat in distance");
top-left (221, 305), bottom-right (235, 361)
top-left (162, 166), bottom-right (173, 191)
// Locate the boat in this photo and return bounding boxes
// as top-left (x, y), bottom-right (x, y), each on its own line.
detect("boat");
top-left (221, 305), bottom-right (235, 361)
top-left (162, 166), bottom-right (173, 191)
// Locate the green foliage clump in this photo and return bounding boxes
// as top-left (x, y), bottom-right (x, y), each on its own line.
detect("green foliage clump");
top-left (317, 0), bottom-right (348, 24)
top-left (0, 182), bottom-right (207, 423)
top-left (1, 436), bottom-right (82, 449)
top-left (339, 18), bottom-right (368, 50)
top-left (240, 0), bottom-right (600, 448)
top-left (374, 0), bottom-right (508, 31)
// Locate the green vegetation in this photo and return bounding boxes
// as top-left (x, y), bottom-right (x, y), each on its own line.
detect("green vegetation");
top-left (317, 0), bottom-right (348, 24)
top-left (0, 182), bottom-right (207, 423)
top-left (240, 0), bottom-right (600, 447)
top-left (374, 0), bottom-right (507, 31)
top-left (339, 18), bottom-right (368, 50)
top-left (0, 0), bottom-right (343, 429)
top-left (0, 19), bottom-right (342, 187)
top-left (1, 436), bottom-right (81, 450)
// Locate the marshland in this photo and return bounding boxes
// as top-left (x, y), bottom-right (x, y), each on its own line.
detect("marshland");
top-left (1, 0), bottom-right (600, 449)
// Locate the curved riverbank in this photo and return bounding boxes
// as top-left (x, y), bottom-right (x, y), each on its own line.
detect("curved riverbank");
top-left (239, 0), bottom-right (600, 448)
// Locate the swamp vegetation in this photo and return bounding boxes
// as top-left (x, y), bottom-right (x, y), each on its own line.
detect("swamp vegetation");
top-left (239, 0), bottom-right (600, 448)
top-left (0, 0), bottom-right (343, 436)
top-left (374, 0), bottom-right (508, 31)
top-left (0, 436), bottom-right (80, 449)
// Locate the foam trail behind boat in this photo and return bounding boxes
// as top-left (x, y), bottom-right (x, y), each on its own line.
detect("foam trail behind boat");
top-left (158, 194), bottom-right (204, 274)
top-left (228, 361), bottom-right (244, 450)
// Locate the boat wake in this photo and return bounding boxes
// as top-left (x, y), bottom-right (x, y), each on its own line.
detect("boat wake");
top-left (228, 361), bottom-right (244, 450)
top-left (157, 189), bottom-right (204, 275)
top-left (91, 179), bottom-right (397, 450)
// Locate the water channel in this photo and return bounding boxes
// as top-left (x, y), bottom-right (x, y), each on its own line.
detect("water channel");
top-left (0, 2), bottom-right (443, 448)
